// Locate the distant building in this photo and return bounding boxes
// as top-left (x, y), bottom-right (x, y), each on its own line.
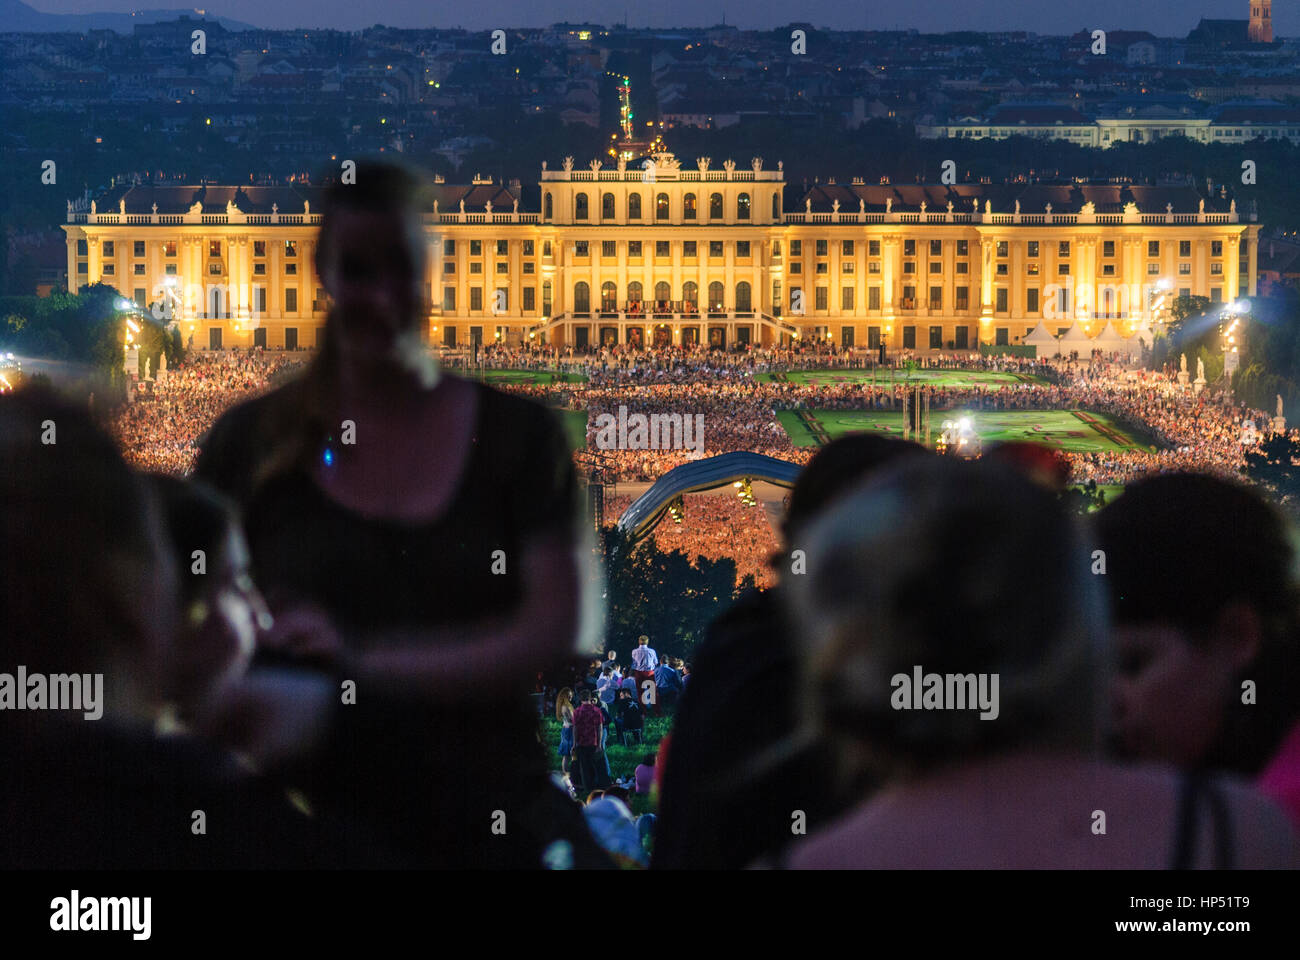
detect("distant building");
top-left (1189, 0), bottom-right (1272, 46)
top-left (64, 157), bottom-right (1259, 355)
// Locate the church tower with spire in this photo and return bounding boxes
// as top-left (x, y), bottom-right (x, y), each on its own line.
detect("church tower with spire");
top-left (1249, 0), bottom-right (1273, 43)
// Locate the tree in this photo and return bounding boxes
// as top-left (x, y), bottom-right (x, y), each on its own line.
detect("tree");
top-left (1244, 431), bottom-right (1300, 513)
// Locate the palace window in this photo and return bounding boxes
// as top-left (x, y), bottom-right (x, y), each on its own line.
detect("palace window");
top-left (1179, 240), bottom-right (1191, 257)
top-left (497, 240), bottom-right (508, 256)
top-left (164, 241), bottom-right (176, 257)
top-left (1103, 241), bottom-right (1115, 258)
top-left (684, 193), bottom-right (697, 220)
top-left (628, 194), bottom-right (642, 219)
top-left (575, 241), bottom-right (589, 257)
top-left (868, 287), bottom-right (881, 310)
top-left (709, 241), bottom-right (724, 258)
top-left (737, 241), bottom-right (750, 257)
top-left (602, 193), bottom-right (615, 219)
top-left (904, 239), bottom-right (916, 256)
top-left (737, 193), bottom-right (751, 220)
top-left (656, 240), bottom-right (670, 257)
top-left (815, 287), bottom-right (828, 311)
top-left (133, 241), bottom-right (145, 257)
top-left (791, 240), bottom-right (802, 256)
top-left (470, 240), bottom-right (482, 256)
top-left (1058, 241), bottom-right (1070, 257)
top-left (709, 193), bottom-right (723, 219)
top-left (1058, 263), bottom-right (1070, 275)
top-left (1027, 288), bottom-right (1039, 312)
top-left (684, 241), bottom-right (697, 258)
top-left (628, 241), bottom-right (642, 257)
top-left (133, 263), bottom-right (145, 275)
top-left (470, 288), bottom-right (483, 311)
top-left (523, 240), bottom-right (534, 256)
top-left (772, 193), bottom-right (780, 219)
top-left (996, 241), bottom-right (1008, 258)
top-left (869, 239), bottom-right (881, 257)
top-left (843, 240), bottom-right (855, 256)
top-left (1148, 241), bottom-right (1160, 257)
top-left (657, 193), bottom-right (670, 220)
top-left (209, 241), bottom-right (221, 257)
top-left (1211, 240), bottom-right (1223, 257)
top-left (602, 241), bottom-right (616, 257)
top-left (929, 239), bottom-right (941, 257)
top-left (575, 194), bottom-right (589, 220)
top-left (843, 261), bottom-right (855, 274)
top-left (544, 193), bottom-right (553, 220)
top-left (1026, 241), bottom-right (1038, 257)
top-left (842, 287), bottom-right (855, 310)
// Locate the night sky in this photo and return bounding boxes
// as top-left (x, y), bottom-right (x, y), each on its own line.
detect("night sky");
top-left (22, 0), bottom-right (1300, 36)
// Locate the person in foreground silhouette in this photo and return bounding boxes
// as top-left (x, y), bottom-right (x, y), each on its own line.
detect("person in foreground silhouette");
top-left (779, 457), bottom-right (1296, 869)
top-left (196, 159), bottom-right (607, 868)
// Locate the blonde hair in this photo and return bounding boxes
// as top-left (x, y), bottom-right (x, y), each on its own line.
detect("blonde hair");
top-left (556, 687), bottom-right (574, 722)
top-left (785, 456), bottom-right (1108, 783)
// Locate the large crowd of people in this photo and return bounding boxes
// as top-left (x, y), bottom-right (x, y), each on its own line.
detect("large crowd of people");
top-left (112, 349), bottom-right (306, 475)
top-left (8, 160), bottom-right (1299, 871)
top-left (605, 492), bottom-right (781, 589)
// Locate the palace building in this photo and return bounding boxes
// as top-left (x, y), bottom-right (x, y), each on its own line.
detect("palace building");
top-left (64, 152), bottom-right (1259, 354)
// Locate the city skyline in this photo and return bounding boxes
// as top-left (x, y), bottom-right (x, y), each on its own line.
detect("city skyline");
top-left (18, 0), bottom-right (1299, 37)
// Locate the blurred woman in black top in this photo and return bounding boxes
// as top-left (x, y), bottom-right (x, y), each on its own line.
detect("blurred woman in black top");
top-left (195, 159), bottom-right (604, 868)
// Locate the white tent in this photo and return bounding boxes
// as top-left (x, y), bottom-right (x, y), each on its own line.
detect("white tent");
top-left (1058, 322), bottom-right (1093, 350)
top-left (1023, 320), bottom-right (1059, 357)
top-left (1090, 321), bottom-right (1132, 356)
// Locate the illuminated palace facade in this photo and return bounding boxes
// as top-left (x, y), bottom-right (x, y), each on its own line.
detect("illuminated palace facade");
top-left (64, 152), bottom-right (1259, 353)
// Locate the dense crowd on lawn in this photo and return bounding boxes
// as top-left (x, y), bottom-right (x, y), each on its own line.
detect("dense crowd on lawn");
top-left (112, 349), bottom-right (306, 474)
top-left (604, 492), bottom-right (781, 590)
top-left (107, 344), bottom-right (1281, 491)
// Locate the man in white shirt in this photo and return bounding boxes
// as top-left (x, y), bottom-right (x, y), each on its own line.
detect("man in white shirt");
top-left (631, 635), bottom-right (659, 716)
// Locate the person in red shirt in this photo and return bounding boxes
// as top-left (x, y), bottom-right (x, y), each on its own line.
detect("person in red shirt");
top-left (571, 691), bottom-right (606, 793)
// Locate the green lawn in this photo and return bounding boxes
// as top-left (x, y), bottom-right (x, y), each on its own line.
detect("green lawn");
top-left (777, 408), bottom-right (1151, 454)
top-left (755, 368), bottom-right (1045, 389)
top-left (540, 717), bottom-right (668, 817)
top-left (475, 368), bottom-right (588, 385)
top-left (560, 409), bottom-right (588, 451)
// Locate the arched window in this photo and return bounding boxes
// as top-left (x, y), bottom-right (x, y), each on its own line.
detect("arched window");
top-left (655, 281), bottom-right (670, 304)
top-left (602, 192), bottom-right (615, 220)
top-left (735, 281), bottom-right (752, 311)
top-left (544, 193), bottom-right (553, 221)
top-left (684, 193), bottom-right (697, 220)
top-left (575, 193), bottom-right (589, 220)
top-left (771, 192), bottom-right (780, 220)
top-left (628, 193), bottom-right (642, 219)
top-left (656, 193), bottom-right (669, 220)
top-left (708, 281), bottom-right (724, 311)
top-left (628, 281), bottom-right (643, 306)
top-left (737, 193), bottom-right (751, 220)
top-left (601, 281), bottom-right (617, 312)
top-left (709, 193), bottom-right (723, 219)
top-left (574, 281), bottom-right (590, 313)
top-left (683, 281), bottom-right (698, 310)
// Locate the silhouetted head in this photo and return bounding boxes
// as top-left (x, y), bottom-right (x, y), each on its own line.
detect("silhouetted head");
top-left (0, 387), bottom-right (177, 723)
top-left (1095, 473), bottom-right (1300, 774)
top-left (315, 159), bottom-right (433, 373)
top-left (781, 434), bottom-right (928, 546)
top-left (786, 456), bottom-right (1106, 782)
